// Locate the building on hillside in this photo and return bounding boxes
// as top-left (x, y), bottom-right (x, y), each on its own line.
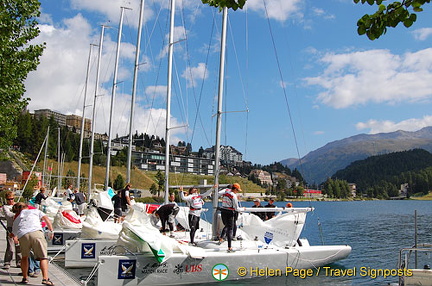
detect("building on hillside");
top-left (66, 114), bottom-right (92, 133)
top-left (133, 150), bottom-right (214, 175)
top-left (35, 109), bottom-right (67, 126)
top-left (202, 145), bottom-right (243, 165)
top-left (249, 169), bottom-right (273, 186)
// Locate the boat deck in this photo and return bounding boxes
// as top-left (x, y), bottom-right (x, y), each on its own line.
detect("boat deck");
top-left (0, 226), bottom-right (80, 286)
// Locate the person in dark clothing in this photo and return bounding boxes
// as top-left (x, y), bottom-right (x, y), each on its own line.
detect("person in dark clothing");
top-left (34, 188), bottom-right (47, 210)
top-left (264, 197), bottom-right (276, 220)
top-left (251, 198), bottom-right (266, 220)
top-left (120, 183), bottom-right (132, 214)
top-left (73, 189), bottom-right (86, 216)
top-left (111, 191), bottom-right (123, 223)
top-left (154, 203), bottom-right (180, 237)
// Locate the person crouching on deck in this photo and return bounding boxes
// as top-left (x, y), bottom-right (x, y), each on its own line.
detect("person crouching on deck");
top-left (180, 185), bottom-right (214, 246)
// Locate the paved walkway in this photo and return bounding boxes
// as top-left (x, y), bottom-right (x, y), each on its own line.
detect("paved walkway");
top-left (0, 224), bottom-right (80, 286)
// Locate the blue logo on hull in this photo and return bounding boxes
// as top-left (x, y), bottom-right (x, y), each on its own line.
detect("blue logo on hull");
top-left (81, 243), bottom-right (96, 259)
top-left (118, 259), bottom-right (136, 279)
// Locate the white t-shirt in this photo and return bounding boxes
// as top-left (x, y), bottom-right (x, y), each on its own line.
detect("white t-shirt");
top-left (12, 209), bottom-right (44, 239)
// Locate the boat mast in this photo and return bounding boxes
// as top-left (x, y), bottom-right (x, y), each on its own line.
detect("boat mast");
top-left (57, 127), bottom-right (61, 191)
top-left (164, 0), bottom-right (176, 204)
top-left (212, 7), bottom-right (228, 238)
top-left (89, 25), bottom-right (105, 194)
top-left (77, 44), bottom-right (95, 192)
top-left (105, 7), bottom-right (129, 190)
top-left (42, 126), bottom-right (49, 188)
top-left (127, 0), bottom-right (145, 183)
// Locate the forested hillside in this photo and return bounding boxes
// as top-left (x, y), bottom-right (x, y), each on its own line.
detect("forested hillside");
top-left (332, 149), bottom-right (432, 198)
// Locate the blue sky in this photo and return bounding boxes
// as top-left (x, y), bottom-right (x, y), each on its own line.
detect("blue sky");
top-left (25, 0), bottom-right (432, 166)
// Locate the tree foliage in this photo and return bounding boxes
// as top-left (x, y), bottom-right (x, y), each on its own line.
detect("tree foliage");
top-left (0, 0), bottom-right (45, 149)
top-left (332, 149), bottom-right (432, 197)
top-left (201, 0), bottom-right (247, 11)
top-left (354, 0), bottom-right (430, 40)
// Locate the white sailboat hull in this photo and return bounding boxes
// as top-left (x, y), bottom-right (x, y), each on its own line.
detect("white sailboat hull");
top-left (97, 243), bottom-right (351, 285)
top-left (46, 229), bottom-right (81, 253)
top-left (65, 239), bottom-right (117, 268)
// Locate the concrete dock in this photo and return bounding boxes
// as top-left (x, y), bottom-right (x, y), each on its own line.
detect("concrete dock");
top-left (0, 225), bottom-right (81, 286)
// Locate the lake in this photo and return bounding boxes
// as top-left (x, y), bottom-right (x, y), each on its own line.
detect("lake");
top-left (59, 200), bottom-right (432, 285)
top-left (215, 200), bottom-right (432, 285)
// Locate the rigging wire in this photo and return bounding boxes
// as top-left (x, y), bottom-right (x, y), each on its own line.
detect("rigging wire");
top-left (262, 0), bottom-right (304, 174)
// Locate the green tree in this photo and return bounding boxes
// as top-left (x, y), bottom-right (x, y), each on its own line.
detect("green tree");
top-left (113, 174), bottom-right (125, 190)
top-left (23, 174), bottom-right (38, 200)
top-left (150, 183), bottom-right (158, 196)
top-left (155, 170), bottom-right (165, 197)
top-left (0, 0), bottom-right (45, 149)
top-left (201, 0), bottom-right (247, 10)
top-left (354, 0), bottom-right (429, 40)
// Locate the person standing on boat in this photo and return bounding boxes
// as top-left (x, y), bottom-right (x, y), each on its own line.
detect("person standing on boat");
top-left (72, 189), bottom-right (86, 217)
top-left (120, 183), bottom-right (132, 215)
top-left (34, 187), bottom-right (47, 210)
top-left (65, 184), bottom-right (74, 202)
top-left (264, 197), bottom-right (276, 220)
top-left (11, 202), bottom-right (54, 285)
top-left (251, 198), bottom-right (265, 220)
top-left (180, 186), bottom-right (214, 246)
top-left (111, 190), bottom-right (123, 223)
top-left (218, 183), bottom-right (242, 252)
top-left (1, 191), bottom-right (21, 270)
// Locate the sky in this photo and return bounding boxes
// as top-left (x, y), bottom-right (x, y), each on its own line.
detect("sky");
top-left (25, 0), bottom-right (432, 166)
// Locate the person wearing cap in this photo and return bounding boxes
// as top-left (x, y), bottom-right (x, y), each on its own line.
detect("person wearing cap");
top-left (251, 198), bottom-right (265, 220)
top-left (180, 185), bottom-right (215, 246)
top-left (286, 202), bottom-right (293, 208)
top-left (218, 183), bottom-right (241, 252)
top-left (264, 197), bottom-right (276, 220)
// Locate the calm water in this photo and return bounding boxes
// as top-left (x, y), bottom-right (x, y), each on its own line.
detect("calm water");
top-left (216, 200), bottom-right (432, 286)
top-left (59, 200), bottom-right (432, 285)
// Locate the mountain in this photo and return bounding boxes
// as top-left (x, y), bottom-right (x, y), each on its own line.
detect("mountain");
top-left (281, 127), bottom-right (432, 184)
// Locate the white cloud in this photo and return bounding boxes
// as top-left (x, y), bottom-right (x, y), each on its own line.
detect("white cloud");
top-left (145, 85), bottom-right (167, 100)
top-left (412, 28), bottom-right (432, 41)
top-left (304, 48), bottom-right (432, 108)
top-left (156, 26), bottom-right (187, 59)
top-left (312, 7), bottom-right (335, 20)
top-left (24, 11), bottom-right (185, 144)
top-left (182, 63), bottom-right (208, 87)
top-left (245, 0), bottom-right (303, 22)
top-left (356, 116), bottom-right (432, 134)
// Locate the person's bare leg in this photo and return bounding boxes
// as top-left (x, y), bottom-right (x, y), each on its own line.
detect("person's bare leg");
top-left (21, 256), bottom-right (29, 279)
top-left (40, 259), bottom-right (49, 280)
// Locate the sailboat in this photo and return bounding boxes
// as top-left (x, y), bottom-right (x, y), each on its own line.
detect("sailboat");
top-left (94, 4), bottom-right (351, 285)
top-left (63, 3), bottom-right (145, 267)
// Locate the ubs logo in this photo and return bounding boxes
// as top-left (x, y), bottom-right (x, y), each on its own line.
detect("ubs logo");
top-left (118, 259), bottom-right (136, 279)
top-left (81, 243), bottom-right (95, 259)
top-left (52, 233), bottom-right (63, 245)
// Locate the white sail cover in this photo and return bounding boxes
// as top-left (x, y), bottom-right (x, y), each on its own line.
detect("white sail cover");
top-left (81, 207), bottom-right (122, 239)
top-left (237, 210), bottom-right (307, 247)
top-left (116, 203), bottom-right (183, 263)
top-left (52, 206), bottom-right (83, 229)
